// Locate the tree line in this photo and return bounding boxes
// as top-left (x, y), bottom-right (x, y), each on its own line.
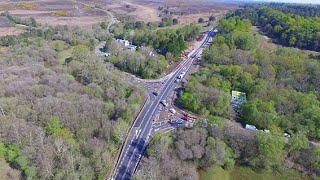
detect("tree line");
top-left (233, 5), bottom-right (320, 51)
top-left (261, 3), bottom-right (320, 17)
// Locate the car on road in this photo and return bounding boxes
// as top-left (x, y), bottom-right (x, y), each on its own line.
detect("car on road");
top-left (153, 92), bottom-right (158, 96)
top-left (175, 79), bottom-right (181, 83)
top-left (160, 100), bottom-right (169, 107)
top-left (177, 72), bottom-right (186, 79)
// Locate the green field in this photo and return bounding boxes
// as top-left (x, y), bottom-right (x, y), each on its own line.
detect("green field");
top-left (200, 166), bottom-right (312, 180)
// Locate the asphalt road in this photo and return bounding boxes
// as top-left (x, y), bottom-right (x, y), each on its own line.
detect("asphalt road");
top-left (113, 28), bottom-right (216, 180)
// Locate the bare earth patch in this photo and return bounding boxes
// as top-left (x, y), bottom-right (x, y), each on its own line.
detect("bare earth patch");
top-left (126, 2), bottom-right (160, 22)
top-left (0, 0), bottom-right (236, 27)
top-left (174, 11), bottom-right (226, 25)
top-left (2, 9), bottom-right (107, 27)
top-left (108, 0), bottom-right (236, 23)
top-left (0, 27), bottom-right (25, 37)
top-left (0, 0), bottom-right (109, 27)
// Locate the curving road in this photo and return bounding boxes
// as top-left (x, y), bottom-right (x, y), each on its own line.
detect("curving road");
top-left (112, 28), bottom-right (216, 180)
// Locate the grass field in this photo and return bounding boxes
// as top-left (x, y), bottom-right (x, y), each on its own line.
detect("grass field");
top-left (200, 166), bottom-right (312, 180)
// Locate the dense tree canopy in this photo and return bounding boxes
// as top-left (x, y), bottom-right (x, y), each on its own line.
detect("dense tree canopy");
top-left (0, 15), bottom-right (143, 179)
top-left (264, 3), bottom-right (320, 17)
top-left (106, 42), bottom-right (168, 79)
top-left (218, 17), bottom-right (257, 50)
top-left (234, 5), bottom-right (320, 51)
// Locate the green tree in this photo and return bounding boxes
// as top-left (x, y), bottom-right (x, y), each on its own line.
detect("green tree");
top-left (234, 32), bottom-right (257, 50)
top-left (72, 44), bottom-right (90, 63)
top-left (256, 132), bottom-right (285, 170)
top-left (46, 116), bottom-right (63, 135)
top-left (287, 131), bottom-right (309, 153)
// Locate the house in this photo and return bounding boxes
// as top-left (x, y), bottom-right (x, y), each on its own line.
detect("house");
top-left (127, 45), bottom-right (137, 51)
top-left (116, 39), bottom-right (130, 47)
top-left (116, 39), bottom-right (137, 51)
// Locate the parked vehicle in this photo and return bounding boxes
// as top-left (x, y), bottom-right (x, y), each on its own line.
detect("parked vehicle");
top-left (160, 100), bottom-right (169, 107)
top-left (169, 108), bottom-right (176, 114)
top-left (245, 124), bottom-right (257, 131)
top-left (169, 119), bottom-right (184, 124)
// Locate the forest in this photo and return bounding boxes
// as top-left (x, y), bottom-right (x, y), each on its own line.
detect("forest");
top-left (233, 5), bottom-right (320, 51)
top-left (138, 13), bottom-right (320, 179)
top-left (0, 13), bottom-right (143, 179)
top-left (263, 3), bottom-right (320, 17)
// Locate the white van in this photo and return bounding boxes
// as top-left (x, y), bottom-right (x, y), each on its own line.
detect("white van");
top-left (169, 109), bottom-right (176, 114)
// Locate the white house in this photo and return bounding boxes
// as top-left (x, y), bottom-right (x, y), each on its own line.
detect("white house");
top-left (116, 39), bottom-right (130, 47)
top-left (116, 39), bottom-right (137, 51)
top-left (127, 45), bottom-right (137, 51)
